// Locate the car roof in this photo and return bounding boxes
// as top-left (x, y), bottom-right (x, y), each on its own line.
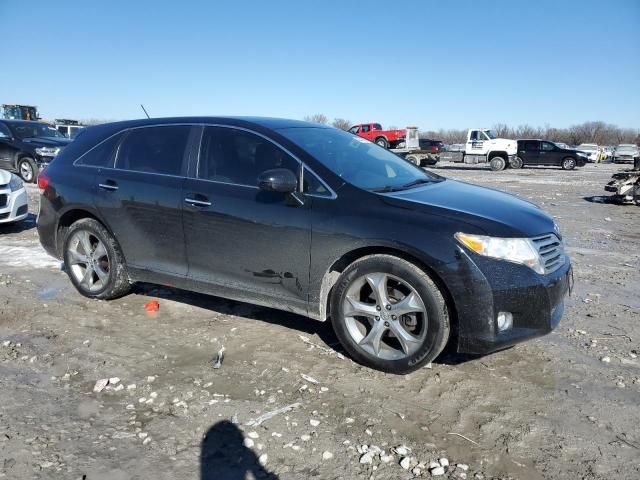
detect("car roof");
top-left (0, 119), bottom-right (48, 126)
top-left (88, 116), bottom-right (327, 131)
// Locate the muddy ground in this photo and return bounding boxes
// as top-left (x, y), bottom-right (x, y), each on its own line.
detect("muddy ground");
top-left (0, 162), bottom-right (638, 480)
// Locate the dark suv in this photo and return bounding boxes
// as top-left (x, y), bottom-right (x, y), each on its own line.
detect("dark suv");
top-left (37, 117), bottom-right (571, 374)
top-left (0, 120), bottom-right (71, 182)
top-left (513, 140), bottom-right (587, 170)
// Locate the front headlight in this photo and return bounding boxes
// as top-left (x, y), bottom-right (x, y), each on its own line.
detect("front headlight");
top-left (576, 152), bottom-right (587, 157)
top-left (9, 173), bottom-right (23, 192)
top-left (35, 146), bottom-right (60, 157)
top-left (455, 232), bottom-right (544, 274)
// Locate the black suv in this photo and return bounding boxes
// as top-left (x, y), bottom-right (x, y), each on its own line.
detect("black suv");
top-left (0, 120), bottom-right (71, 182)
top-left (37, 117), bottom-right (571, 374)
top-left (513, 140), bottom-right (587, 170)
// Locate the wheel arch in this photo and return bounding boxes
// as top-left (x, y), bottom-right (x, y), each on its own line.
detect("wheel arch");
top-left (374, 135), bottom-right (388, 143)
top-left (487, 150), bottom-right (508, 160)
top-left (318, 246), bottom-right (459, 342)
top-left (55, 207), bottom-right (114, 258)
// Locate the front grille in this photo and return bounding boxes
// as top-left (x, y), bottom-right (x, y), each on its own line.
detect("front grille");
top-left (0, 194), bottom-right (6, 208)
top-left (532, 234), bottom-right (565, 274)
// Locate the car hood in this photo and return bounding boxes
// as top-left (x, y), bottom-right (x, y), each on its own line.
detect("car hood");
top-left (0, 169), bottom-right (13, 185)
top-left (21, 137), bottom-right (72, 147)
top-left (382, 179), bottom-right (556, 238)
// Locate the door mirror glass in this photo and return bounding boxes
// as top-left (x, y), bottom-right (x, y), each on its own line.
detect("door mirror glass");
top-left (257, 168), bottom-right (298, 193)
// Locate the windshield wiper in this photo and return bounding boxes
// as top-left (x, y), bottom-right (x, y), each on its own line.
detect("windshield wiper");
top-left (401, 178), bottom-right (436, 189)
top-left (370, 185), bottom-right (405, 193)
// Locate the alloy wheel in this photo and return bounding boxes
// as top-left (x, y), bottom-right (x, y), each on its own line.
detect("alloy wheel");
top-left (342, 272), bottom-right (427, 360)
top-left (67, 230), bottom-right (110, 292)
top-left (20, 161), bottom-right (34, 182)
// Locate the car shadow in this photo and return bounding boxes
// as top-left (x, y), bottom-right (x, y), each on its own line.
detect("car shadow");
top-left (133, 282), bottom-right (477, 367)
top-left (200, 420), bottom-right (278, 480)
top-left (0, 213), bottom-right (37, 234)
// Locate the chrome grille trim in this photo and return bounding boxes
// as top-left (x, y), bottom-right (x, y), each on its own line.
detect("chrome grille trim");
top-left (532, 234), bottom-right (565, 274)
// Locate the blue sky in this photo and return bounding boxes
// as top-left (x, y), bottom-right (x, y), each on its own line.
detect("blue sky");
top-left (2, 0), bottom-right (638, 129)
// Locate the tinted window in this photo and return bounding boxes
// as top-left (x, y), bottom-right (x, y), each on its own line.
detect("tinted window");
top-left (348, 126), bottom-right (359, 134)
top-left (303, 167), bottom-right (330, 196)
top-left (116, 126), bottom-right (190, 175)
top-left (373, 124), bottom-right (382, 130)
top-left (199, 127), bottom-right (298, 186)
top-left (470, 130), bottom-right (481, 141)
top-left (361, 125), bottom-right (370, 133)
top-left (541, 142), bottom-right (555, 151)
top-left (523, 141), bottom-right (539, 152)
top-left (77, 133), bottom-right (123, 167)
top-left (0, 123), bottom-right (11, 138)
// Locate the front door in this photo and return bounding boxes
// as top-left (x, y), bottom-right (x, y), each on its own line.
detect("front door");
top-left (182, 126), bottom-right (311, 309)
top-left (93, 125), bottom-right (193, 276)
top-left (539, 141), bottom-right (559, 166)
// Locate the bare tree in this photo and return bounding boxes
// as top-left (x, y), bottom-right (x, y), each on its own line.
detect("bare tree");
top-left (304, 113), bottom-right (328, 125)
top-left (331, 118), bottom-right (351, 131)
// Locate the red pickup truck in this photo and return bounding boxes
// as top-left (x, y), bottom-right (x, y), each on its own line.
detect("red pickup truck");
top-left (348, 123), bottom-right (406, 149)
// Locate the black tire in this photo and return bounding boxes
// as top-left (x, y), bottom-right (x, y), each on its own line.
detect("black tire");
top-left (405, 155), bottom-right (419, 166)
top-left (562, 157), bottom-right (576, 170)
top-left (375, 137), bottom-right (389, 149)
top-left (330, 254), bottom-right (450, 374)
top-left (17, 157), bottom-right (37, 183)
top-left (62, 218), bottom-right (131, 300)
top-left (489, 156), bottom-right (506, 171)
top-left (510, 156), bottom-right (524, 169)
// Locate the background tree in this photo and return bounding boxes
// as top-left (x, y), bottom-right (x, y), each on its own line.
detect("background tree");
top-left (331, 118), bottom-right (351, 130)
top-left (304, 113), bottom-right (328, 125)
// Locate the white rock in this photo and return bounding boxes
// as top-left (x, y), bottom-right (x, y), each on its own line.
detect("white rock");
top-left (138, 432), bottom-right (148, 439)
top-left (431, 466), bottom-right (445, 476)
top-left (114, 384), bottom-right (124, 391)
top-left (400, 456), bottom-right (412, 469)
top-left (360, 452), bottom-right (374, 464)
top-left (2, 340), bottom-right (11, 347)
top-left (150, 391), bottom-right (158, 399)
top-left (142, 437), bottom-right (152, 445)
top-left (271, 432), bottom-right (282, 438)
top-left (380, 454), bottom-right (393, 463)
top-left (320, 386), bottom-right (329, 392)
top-left (258, 453), bottom-right (268, 466)
top-left (412, 467), bottom-right (422, 475)
top-left (457, 464), bottom-right (469, 471)
top-left (365, 428), bottom-right (373, 436)
top-left (93, 379), bottom-right (109, 393)
top-left (429, 461), bottom-right (440, 469)
top-left (345, 417), bottom-right (354, 424)
top-left (393, 445), bottom-right (411, 456)
top-left (601, 356), bottom-right (611, 363)
top-left (247, 431), bottom-right (259, 439)
top-left (439, 457), bottom-right (449, 467)
top-left (109, 377), bottom-right (121, 385)
top-left (127, 384), bottom-right (137, 390)
top-left (322, 451), bottom-right (333, 460)
top-left (138, 397), bottom-right (146, 403)
top-left (147, 376), bottom-right (156, 383)
top-left (300, 434), bottom-right (311, 441)
top-left (357, 444), bottom-right (368, 454)
top-left (310, 419), bottom-right (320, 427)
top-left (368, 445), bottom-right (382, 455)
top-left (243, 438), bottom-right (254, 448)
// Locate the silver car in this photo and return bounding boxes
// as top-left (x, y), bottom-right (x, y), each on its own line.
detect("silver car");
top-left (613, 144), bottom-right (639, 164)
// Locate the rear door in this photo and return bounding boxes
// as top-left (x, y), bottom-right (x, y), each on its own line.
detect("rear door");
top-left (360, 124), bottom-right (373, 141)
top-left (93, 125), bottom-right (194, 276)
top-left (519, 141), bottom-right (540, 164)
top-left (182, 125), bottom-right (312, 308)
top-left (539, 141), bottom-right (559, 165)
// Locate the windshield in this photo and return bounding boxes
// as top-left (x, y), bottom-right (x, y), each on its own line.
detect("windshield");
top-left (617, 145), bottom-right (636, 152)
top-left (11, 123), bottom-right (66, 139)
top-left (578, 144), bottom-right (597, 150)
top-left (484, 130), bottom-right (497, 139)
top-left (279, 127), bottom-right (443, 192)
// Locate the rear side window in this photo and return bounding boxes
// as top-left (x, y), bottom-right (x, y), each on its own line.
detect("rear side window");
top-left (116, 126), bottom-right (190, 175)
top-left (77, 132), bottom-right (123, 167)
top-left (0, 122), bottom-right (11, 138)
top-left (361, 125), bottom-right (370, 133)
top-left (198, 127), bottom-right (298, 186)
top-left (523, 141), bottom-right (539, 152)
top-left (373, 124), bottom-right (382, 130)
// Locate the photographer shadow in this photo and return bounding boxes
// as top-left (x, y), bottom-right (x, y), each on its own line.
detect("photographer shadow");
top-left (201, 420), bottom-right (278, 480)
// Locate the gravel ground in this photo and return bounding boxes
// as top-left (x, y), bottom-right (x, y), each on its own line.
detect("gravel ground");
top-left (0, 162), bottom-right (638, 480)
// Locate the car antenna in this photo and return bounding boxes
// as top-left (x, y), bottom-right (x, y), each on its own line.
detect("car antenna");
top-left (140, 104), bottom-right (151, 119)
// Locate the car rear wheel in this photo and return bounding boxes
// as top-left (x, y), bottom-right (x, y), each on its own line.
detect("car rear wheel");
top-left (405, 155), bottom-right (419, 166)
top-left (489, 156), bottom-right (506, 171)
top-left (63, 218), bottom-right (131, 300)
top-left (510, 156), bottom-right (524, 169)
top-left (330, 255), bottom-right (450, 374)
top-left (18, 157), bottom-right (37, 183)
top-left (562, 157), bottom-right (576, 170)
top-left (375, 137), bottom-right (389, 149)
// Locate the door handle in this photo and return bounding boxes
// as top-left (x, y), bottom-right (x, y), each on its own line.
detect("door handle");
top-left (98, 182), bottom-right (118, 191)
top-left (184, 197), bottom-right (212, 207)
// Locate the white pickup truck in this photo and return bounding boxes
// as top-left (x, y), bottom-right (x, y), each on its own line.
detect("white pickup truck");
top-left (441, 129), bottom-right (518, 171)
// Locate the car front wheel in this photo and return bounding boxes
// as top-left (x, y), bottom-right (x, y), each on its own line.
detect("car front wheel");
top-left (18, 157), bottom-right (37, 183)
top-left (330, 255), bottom-right (450, 374)
top-left (489, 156), bottom-right (506, 171)
top-left (562, 157), bottom-right (576, 170)
top-left (63, 218), bottom-right (131, 300)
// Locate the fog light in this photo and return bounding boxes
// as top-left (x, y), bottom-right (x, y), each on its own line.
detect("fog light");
top-left (497, 312), bottom-right (513, 331)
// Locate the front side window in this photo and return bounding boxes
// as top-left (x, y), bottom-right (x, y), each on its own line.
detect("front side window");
top-left (198, 127), bottom-right (298, 186)
top-left (470, 130), bottom-right (481, 141)
top-left (0, 123), bottom-right (11, 138)
top-left (361, 125), bottom-right (370, 133)
top-left (115, 126), bottom-right (190, 175)
top-left (348, 126), bottom-right (359, 134)
top-left (77, 132), bottom-right (124, 167)
top-left (541, 142), bottom-right (555, 151)
top-left (278, 127), bottom-right (442, 192)
top-left (484, 130), bottom-right (497, 139)
top-left (303, 167), bottom-right (330, 196)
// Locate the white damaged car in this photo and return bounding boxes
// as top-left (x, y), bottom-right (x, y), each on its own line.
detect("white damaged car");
top-left (0, 169), bottom-right (28, 224)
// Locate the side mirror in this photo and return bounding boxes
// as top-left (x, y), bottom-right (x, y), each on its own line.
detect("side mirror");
top-left (257, 168), bottom-right (298, 193)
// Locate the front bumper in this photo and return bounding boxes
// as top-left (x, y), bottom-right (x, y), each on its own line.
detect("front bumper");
top-left (0, 187), bottom-right (29, 224)
top-left (439, 247), bottom-right (571, 355)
